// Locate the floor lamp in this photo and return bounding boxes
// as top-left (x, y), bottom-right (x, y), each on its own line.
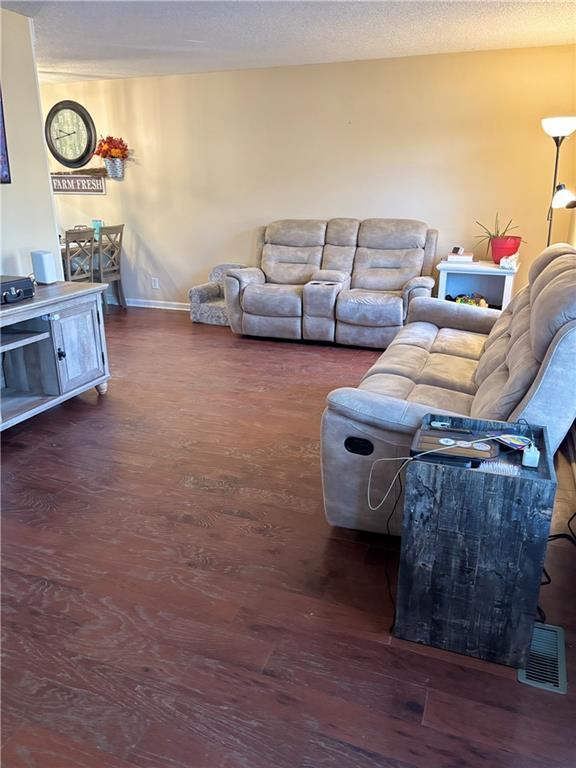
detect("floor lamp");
top-left (551, 184), bottom-right (576, 247)
top-left (541, 116), bottom-right (576, 246)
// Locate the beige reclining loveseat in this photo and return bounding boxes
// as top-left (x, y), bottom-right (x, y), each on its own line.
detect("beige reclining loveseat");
top-left (321, 244), bottom-right (576, 535)
top-left (225, 218), bottom-right (438, 348)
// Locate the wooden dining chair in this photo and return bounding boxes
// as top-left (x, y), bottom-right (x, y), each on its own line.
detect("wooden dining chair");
top-left (94, 224), bottom-right (126, 311)
top-left (62, 228), bottom-right (96, 282)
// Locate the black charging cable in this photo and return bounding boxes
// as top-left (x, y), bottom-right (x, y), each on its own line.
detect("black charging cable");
top-left (548, 508), bottom-right (576, 548)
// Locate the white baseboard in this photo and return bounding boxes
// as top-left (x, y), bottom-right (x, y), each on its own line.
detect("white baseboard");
top-left (125, 298), bottom-right (189, 311)
top-left (107, 296), bottom-right (189, 311)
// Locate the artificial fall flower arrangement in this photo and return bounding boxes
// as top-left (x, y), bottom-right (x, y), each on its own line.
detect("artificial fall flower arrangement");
top-left (94, 136), bottom-right (130, 160)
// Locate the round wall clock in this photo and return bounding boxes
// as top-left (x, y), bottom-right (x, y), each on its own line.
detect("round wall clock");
top-left (45, 100), bottom-right (97, 168)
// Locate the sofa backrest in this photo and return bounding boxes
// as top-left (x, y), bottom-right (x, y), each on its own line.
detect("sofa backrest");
top-left (322, 218), bottom-right (360, 274)
top-left (261, 220), bottom-right (325, 284)
top-left (350, 219), bottom-right (428, 291)
top-left (471, 244), bottom-right (576, 451)
top-left (259, 218), bottom-right (437, 286)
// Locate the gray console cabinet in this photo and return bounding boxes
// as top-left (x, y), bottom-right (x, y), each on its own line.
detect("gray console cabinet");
top-left (1, 282), bottom-right (110, 430)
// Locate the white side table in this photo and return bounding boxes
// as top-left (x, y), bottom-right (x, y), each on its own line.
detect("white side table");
top-left (435, 260), bottom-right (518, 309)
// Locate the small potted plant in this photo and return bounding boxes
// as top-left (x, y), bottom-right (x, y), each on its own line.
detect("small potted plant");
top-left (94, 136), bottom-right (130, 180)
top-left (475, 214), bottom-right (525, 264)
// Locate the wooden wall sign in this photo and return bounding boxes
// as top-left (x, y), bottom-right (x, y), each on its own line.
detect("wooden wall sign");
top-left (51, 173), bottom-right (106, 195)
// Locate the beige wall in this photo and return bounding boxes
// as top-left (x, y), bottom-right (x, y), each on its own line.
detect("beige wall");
top-left (41, 44), bottom-right (575, 305)
top-left (1, 10), bottom-right (61, 278)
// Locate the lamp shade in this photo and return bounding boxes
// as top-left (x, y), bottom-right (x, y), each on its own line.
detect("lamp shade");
top-left (551, 184), bottom-right (576, 209)
top-left (541, 116), bottom-right (576, 138)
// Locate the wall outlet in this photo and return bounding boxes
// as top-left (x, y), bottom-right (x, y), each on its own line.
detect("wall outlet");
top-left (151, 277), bottom-right (160, 290)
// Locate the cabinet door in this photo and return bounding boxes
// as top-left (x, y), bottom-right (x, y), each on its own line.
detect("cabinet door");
top-left (51, 300), bottom-right (105, 393)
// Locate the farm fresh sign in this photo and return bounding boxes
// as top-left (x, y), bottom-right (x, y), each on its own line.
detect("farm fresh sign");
top-left (51, 173), bottom-right (106, 195)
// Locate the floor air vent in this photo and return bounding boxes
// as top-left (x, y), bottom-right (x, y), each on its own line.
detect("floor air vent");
top-left (517, 623), bottom-right (567, 694)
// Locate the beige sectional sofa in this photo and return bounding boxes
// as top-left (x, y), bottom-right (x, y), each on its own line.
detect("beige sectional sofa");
top-left (321, 244), bottom-right (576, 536)
top-left (225, 218), bottom-right (438, 348)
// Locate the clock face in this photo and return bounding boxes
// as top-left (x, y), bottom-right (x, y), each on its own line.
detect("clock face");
top-left (45, 101), bottom-right (96, 168)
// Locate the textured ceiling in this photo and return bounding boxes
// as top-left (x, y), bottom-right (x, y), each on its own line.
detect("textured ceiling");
top-left (5, 1), bottom-right (576, 83)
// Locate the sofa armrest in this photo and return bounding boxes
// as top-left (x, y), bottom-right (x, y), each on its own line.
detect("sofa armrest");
top-left (407, 296), bottom-right (501, 335)
top-left (423, 228), bottom-right (439, 276)
top-left (326, 387), bottom-right (465, 434)
top-left (402, 276), bottom-right (435, 319)
top-left (224, 268), bottom-right (266, 334)
top-left (226, 267), bottom-right (266, 289)
top-left (189, 282), bottom-right (221, 305)
top-left (310, 270), bottom-right (350, 284)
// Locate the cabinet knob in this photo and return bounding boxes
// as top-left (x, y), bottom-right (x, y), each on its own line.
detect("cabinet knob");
top-left (57, 347), bottom-right (67, 360)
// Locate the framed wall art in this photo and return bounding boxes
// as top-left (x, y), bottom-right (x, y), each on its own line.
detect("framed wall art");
top-left (0, 86), bottom-right (10, 184)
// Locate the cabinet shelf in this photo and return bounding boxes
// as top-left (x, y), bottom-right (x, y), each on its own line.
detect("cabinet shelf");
top-left (0, 388), bottom-right (56, 424)
top-left (0, 330), bottom-right (50, 354)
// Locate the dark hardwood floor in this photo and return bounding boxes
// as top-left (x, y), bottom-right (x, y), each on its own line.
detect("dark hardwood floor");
top-left (2, 307), bottom-right (575, 768)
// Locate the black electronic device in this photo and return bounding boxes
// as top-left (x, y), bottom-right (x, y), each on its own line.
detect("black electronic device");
top-left (451, 246), bottom-right (465, 255)
top-left (0, 275), bottom-right (36, 305)
top-left (411, 418), bottom-right (500, 467)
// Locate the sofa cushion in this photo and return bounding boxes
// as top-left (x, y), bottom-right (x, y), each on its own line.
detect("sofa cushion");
top-left (363, 345), bottom-right (429, 381)
top-left (530, 257), bottom-right (576, 362)
top-left (528, 244), bottom-right (572, 284)
top-left (335, 324), bottom-right (401, 349)
top-left (470, 250), bottom-right (576, 421)
top-left (320, 219), bottom-right (360, 274)
top-left (243, 314), bottom-right (301, 340)
top-left (388, 322), bottom-right (439, 352)
top-left (483, 310), bottom-right (512, 353)
top-left (359, 372), bottom-right (415, 399)
top-left (358, 374), bottom-right (474, 416)
top-left (430, 328), bottom-right (486, 360)
top-left (351, 248), bottom-right (425, 291)
top-left (509, 304), bottom-right (531, 345)
top-left (326, 387), bottom-right (466, 436)
top-left (356, 318), bottom-right (481, 411)
top-left (530, 250), bottom-right (575, 301)
top-left (483, 288), bottom-right (529, 354)
top-left (407, 384), bottom-right (475, 415)
top-left (475, 289), bottom-right (529, 387)
top-left (471, 331), bottom-right (540, 421)
top-left (474, 333), bottom-right (508, 384)
top-left (265, 219), bottom-right (326, 247)
top-left (261, 244), bottom-right (323, 284)
top-left (321, 244), bottom-right (356, 274)
top-left (326, 218), bottom-right (360, 246)
top-left (357, 219), bottom-right (427, 249)
top-left (311, 269), bottom-right (349, 283)
top-left (336, 289), bottom-right (403, 327)
top-left (241, 283), bottom-right (303, 317)
top-left (474, 253), bottom-right (576, 418)
top-left (419, 353), bottom-right (478, 395)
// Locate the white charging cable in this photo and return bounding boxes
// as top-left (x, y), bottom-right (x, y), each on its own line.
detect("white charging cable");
top-left (367, 434), bottom-right (508, 512)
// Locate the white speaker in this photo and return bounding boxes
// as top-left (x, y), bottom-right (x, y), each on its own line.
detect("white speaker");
top-left (31, 250), bottom-right (59, 284)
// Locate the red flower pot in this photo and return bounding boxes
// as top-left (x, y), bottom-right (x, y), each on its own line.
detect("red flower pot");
top-left (490, 236), bottom-right (522, 264)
